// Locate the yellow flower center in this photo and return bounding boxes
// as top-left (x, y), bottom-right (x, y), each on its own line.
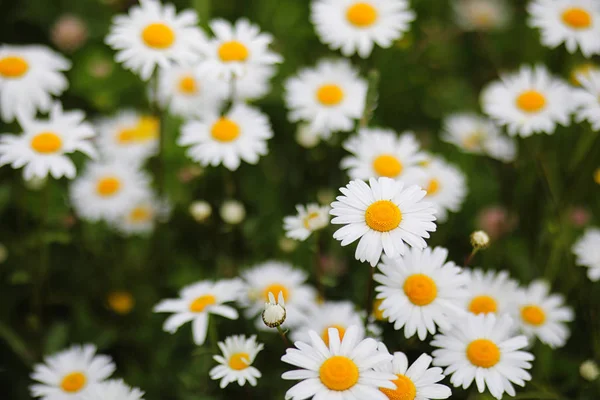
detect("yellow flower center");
top-left (321, 325), bottom-right (346, 347)
top-left (373, 154), bottom-right (403, 178)
top-left (30, 132), bottom-right (62, 154)
top-left (425, 178), bottom-right (440, 196)
top-left (211, 117), bottom-right (240, 142)
top-left (316, 84), bottom-right (344, 106)
top-left (463, 132), bottom-right (483, 150)
top-left (520, 305), bottom-right (546, 326)
top-left (60, 372), bottom-right (87, 393)
top-left (96, 177), bottom-right (122, 197)
top-left (346, 2), bottom-right (378, 27)
top-left (594, 168), bottom-right (600, 185)
top-left (570, 63), bottom-right (597, 86)
top-left (218, 41), bottom-right (249, 62)
top-left (561, 7), bottom-right (592, 29)
top-left (0, 56), bottom-right (29, 78)
top-left (141, 23), bottom-right (175, 49)
top-left (107, 291), bottom-right (135, 314)
top-left (468, 295), bottom-right (498, 314)
top-left (189, 294), bottom-right (217, 312)
top-left (373, 298), bottom-right (386, 321)
top-left (178, 75), bottom-right (198, 94)
top-left (117, 128), bottom-right (137, 143)
top-left (303, 212), bottom-right (321, 229)
top-left (319, 356), bottom-right (359, 391)
top-left (380, 374), bottom-right (417, 400)
top-left (229, 352), bottom-right (251, 370)
top-left (516, 90), bottom-right (546, 113)
top-left (136, 116), bottom-right (160, 141)
top-left (129, 206), bottom-right (152, 223)
top-left (403, 274), bottom-right (437, 306)
top-left (263, 283), bottom-right (289, 302)
top-left (466, 339), bottom-right (501, 368)
top-left (365, 200), bottom-right (402, 232)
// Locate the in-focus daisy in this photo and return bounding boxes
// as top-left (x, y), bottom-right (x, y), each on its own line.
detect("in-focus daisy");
top-left (105, 0), bottom-right (205, 80)
top-left (30, 344), bottom-right (115, 400)
top-left (331, 177), bottom-right (437, 267)
top-left (209, 335), bottom-right (264, 388)
top-left (513, 280), bottom-right (574, 348)
top-left (573, 70), bottom-right (600, 130)
top-left (0, 45), bottom-right (70, 122)
top-left (572, 228), bottom-right (600, 281)
top-left (282, 325), bottom-right (396, 400)
top-left (311, 0), bottom-right (416, 58)
top-left (179, 103), bottom-right (273, 171)
top-left (154, 279), bottom-right (242, 345)
top-left (284, 59), bottom-right (367, 139)
top-left (83, 379), bottom-right (144, 400)
top-left (375, 247), bottom-right (469, 340)
top-left (452, 0), bottom-right (512, 32)
top-left (431, 313), bottom-right (534, 400)
top-left (481, 65), bottom-right (574, 137)
top-left (283, 203), bottom-right (330, 241)
top-left (108, 193), bottom-right (170, 236)
top-left (528, 0), bottom-right (600, 57)
top-left (464, 269), bottom-right (519, 316)
top-left (0, 103), bottom-right (96, 180)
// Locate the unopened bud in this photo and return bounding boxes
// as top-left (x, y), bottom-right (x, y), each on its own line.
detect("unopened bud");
top-left (262, 291), bottom-right (286, 328)
top-left (580, 360), bottom-right (600, 381)
top-left (470, 230), bottom-right (490, 249)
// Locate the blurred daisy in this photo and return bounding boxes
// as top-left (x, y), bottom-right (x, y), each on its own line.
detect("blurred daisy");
top-left (282, 326), bottom-right (396, 400)
top-left (528, 0), bottom-right (600, 57)
top-left (331, 177), bottom-right (437, 266)
top-left (570, 62), bottom-right (599, 86)
top-left (311, 0), bottom-right (416, 58)
top-left (572, 228), bottom-right (600, 281)
top-left (179, 103), bottom-right (273, 171)
top-left (513, 280), bottom-right (574, 348)
top-left (283, 203), bottom-right (330, 241)
top-left (209, 335), bottom-right (264, 388)
top-left (83, 379), bottom-right (144, 400)
top-left (481, 65), bottom-right (574, 137)
top-left (153, 279), bottom-right (242, 345)
top-left (30, 344), bottom-right (115, 400)
top-left (452, 0), bottom-right (512, 31)
top-left (109, 193), bottom-right (170, 236)
top-left (464, 269), bottom-right (519, 316)
top-left (573, 70), bottom-right (600, 130)
top-left (105, 0), bottom-right (205, 81)
top-left (0, 44), bottom-right (70, 122)
top-left (375, 247), bottom-right (469, 340)
top-left (233, 65), bottom-right (277, 101)
top-left (95, 111), bottom-right (158, 163)
top-left (284, 59), bottom-right (367, 139)
top-left (0, 103), bottom-right (96, 181)
top-left (431, 314), bottom-right (533, 400)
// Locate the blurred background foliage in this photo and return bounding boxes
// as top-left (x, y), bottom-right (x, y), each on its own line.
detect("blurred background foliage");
top-left (0, 0), bottom-right (599, 399)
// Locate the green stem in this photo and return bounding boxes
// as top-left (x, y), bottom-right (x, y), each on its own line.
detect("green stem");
top-left (363, 266), bottom-right (375, 328)
top-left (313, 232), bottom-right (324, 300)
top-left (153, 75), bottom-right (166, 197)
top-left (464, 248), bottom-right (478, 267)
top-left (208, 315), bottom-right (219, 351)
top-left (359, 69), bottom-right (380, 128)
top-left (276, 325), bottom-right (292, 347)
top-left (0, 321), bottom-right (34, 366)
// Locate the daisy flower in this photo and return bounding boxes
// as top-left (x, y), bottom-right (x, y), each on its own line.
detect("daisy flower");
top-left (30, 344), bottom-right (115, 400)
top-left (311, 0), bottom-right (416, 58)
top-left (464, 269), bottom-right (519, 316)
top-left (573, 70), bottom-right (600, 130)
top-left (281, 325), bottom-right (396, 400)
top-left (330, 177), bottom-right (437, 267)
top-left (283, 203), bottom-right (330, 241)
top-left (108, 193), bottom-right (170, 236)
top-left (481, 65), bottom-right (574, 137)
top-left (375, 247), bottom-right (469, 340)
top-left (284, 59), bottom-right (367, 139)
top-left (209, 335), bottom-right (264, 388)
top-left (153, 279), bottom-right (242, 345)
top-left (83, 379), bottom-right (144, 400)
top-left (513, 280), bottom-right (574, 348)
top-left (0, 103), bottom-right (96, 181)
top-left (178, 103), bottom-right (273, 171)
top-left (528, 0), bottom-right (600, 58)
top-left (431, 313), bottom-right (534, 400)
top-left (105, 0), bottom-right (205, 81)
top-left (452, 0), bottom-right (512, 32)
top-left (572, 228), bottom-right (600, 281)
top-left (570, 62), bottom-right (599, 86)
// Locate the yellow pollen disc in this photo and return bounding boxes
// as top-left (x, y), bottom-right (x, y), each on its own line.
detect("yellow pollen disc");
top-left (319, 356), bottom-right (359, 391)
top-left (218, 41), bottom-right (249, 62)
top-left (107, 291), bottom-right (135, 314)
top-left (262, 283), bottom-right (289, 302)
top-left (516, 90), bottom-right (546, 113)
top-left (521, 305), bottom-right (546, 326)
top-left (316, 84), bottom-right (344, 106)
top-left (321, 325), bottom-right (346, 347)
top-left (178, 75), bottom-right (198, 94)
top-left (135, 116), bottom-right (160, 141)
top-left (466, 339), bottom-right (501, 368)
top-left (211, 118), bottom-right (240, 142)
top-left (380, 374), bottom-right (417, 400)
top-left (141, 23), bottom-right (175, 49)
top-left (561, 7), bottom-right (592, 29)
top-left (229, 352), bottom-right (251, 370)
top-left (403, 274), bottom-right (437, 306)
top-left (0, 56), bottom-right (29, 78)
top-left (60, 372), bottom-right (87, 393)
top-left (463, 132), bottom-right (483, 150)
top-left (373, 298), bottom-right (386, 321)
top-left (96, 177), bottom-right (122, 197)
top-left (373, 154), bottom-right (403, 178)
top-left (365, 200), bottom-right (402, 232)
top-left (117, 128), bottom-right (137, 143)
top-left (425, 178), bottom-right (440, 196)
top-left (594, 168), bottom-right (600, 185)
top-left (189, 294), bottom-right (216, 312)
top-left (469, 295), bottom-right (498, 315)
top-left (303, 212), bottom-right (320, 229)
top-left (129, 206), bottom-right (152, 223)
top-left (346, 2), bottom-right (378, 27)
top-left (30, 132), bottom-right (62, 154)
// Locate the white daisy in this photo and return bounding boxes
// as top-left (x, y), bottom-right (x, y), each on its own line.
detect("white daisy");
top-left (283, 203), bottom-right (330, 241)
top-left (431, 313), bottom-right (534, 400)
top-left (330, 177), bottom-right (437, 267)
top-left (178, 103), bottom-right (273, 171)
top-left (528, 0), bottom-right (600, 58)
top-left (573, 70), bottom-right (600, 130)
top-left (375, 246), bottom-right (469, 341)
top-left (108, 193), bottom-right (170, 236)
top-left (105, 0), bottom-right (205, 81)
top-left (513, 280), bottom-right (574, 348)
top-left (95, 111), bottom-right (158, 163)
top-left (572, 228), bottom-right (600, 281)
top-left (481, 65), bottom-right (574, 137)
top-left (0, 103), bottom-right (96, 181)
top-left (209, 335), bottom-right (264, 388)
top-left (311, 0), bottom-right (416, 58)
top-left (281, 325), bottom-right (396, 400)
top-left (30, 344), bottom-right (115, 400)
top-left (452, 0), bottom-right (512, 32)
top-left (83, 379), bottom-right (144, 400)
top-left (464, 269), bottom-right (519, 316)
top-left (0, 44), bottom-right (70, 122)
top-left (284, 59), bottom-right (367, 139)
top-left (153, 279), bottom-right (242, 345)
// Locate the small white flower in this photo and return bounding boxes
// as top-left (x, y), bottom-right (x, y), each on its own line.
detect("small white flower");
top-left (572, 227), bottom-right (600, 281)
top-left (262, 291), bottom-right (286, 328)
top-left (463, 269), bottom-right (519, 316)
top-left (210, 335), bottom-right (264, 388)
top-left (284, 203), bottom-right (330, 241)
top-left (470, 230), bottom-right (490, 249)
top-left (82, 379), bottom-right (144, 400)
top-left (220, 200), bottom-right (246, 225)
top-left (108, 193), bottom-right (169, 236)
top-left (573, 69), bottom-right (600, 130)
top-left (580, 360), bottom-right (600, 381)
top-left (453, 0), bottom-right (512, 32)
top-left (189, 200), bottom-right (212, 222)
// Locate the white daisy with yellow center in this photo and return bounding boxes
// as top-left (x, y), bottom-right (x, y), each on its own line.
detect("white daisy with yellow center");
top-left (528, 0), bottom-right (600, 57)
top-left (109, 193), bottom-right (170, 237)
top-left (572, 228), bottom-right (600, 281)
top-left (283, 203), bottom-right (330, 241)
top-left (452, 0), bottom-right (512, 32)
top-left (30, 344), bottom-right (115, 400)
top-left (0, 103), bottom-right (96, 181)
top-left (179, 103), bottom-right (273, 171)
top-left (105, 0), bottom-right (205, 81)
top-left (209, 335), bottom-right (264, 388)
top-left (573, 70), bottom-right (600, 130)
top-left (153, 279), bottom-right (242, 345)
top-left (463, 269), bottom-right (519, 316)
top-left (282, 326), bottom-right (397, 400)
top-left (311, 0), bottom-right (416, 58)
top-left (431, 314), bottom-right (534, 400)
top-left (284, 59), bottom-right (367, 139)
top-left (84, 379), bottom-right (145, 400)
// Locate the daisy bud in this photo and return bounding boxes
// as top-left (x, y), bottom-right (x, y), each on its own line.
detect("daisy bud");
top-left (0, 243), bottom-right (7, 264)
top-left (580, 360), bottom-right (600, 381)
top-left (470, 230), bottom-right (490, 249)
top-left (295, 123), bottom-right (320, 149)
top-left (50, 14), bottom-right (89, 53)
top-left (278, 237), bottom-right (298, 253)
top-left (220, 200), bottom-right (246, 225)
top-left (107, 291), bottom-right (135, 315)
top-left (262, 292), bottom-right (286, 328)
top-left (189, 200), bottom-right (212, 223)
top-left (23, 176), bottom-right (47, 191)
